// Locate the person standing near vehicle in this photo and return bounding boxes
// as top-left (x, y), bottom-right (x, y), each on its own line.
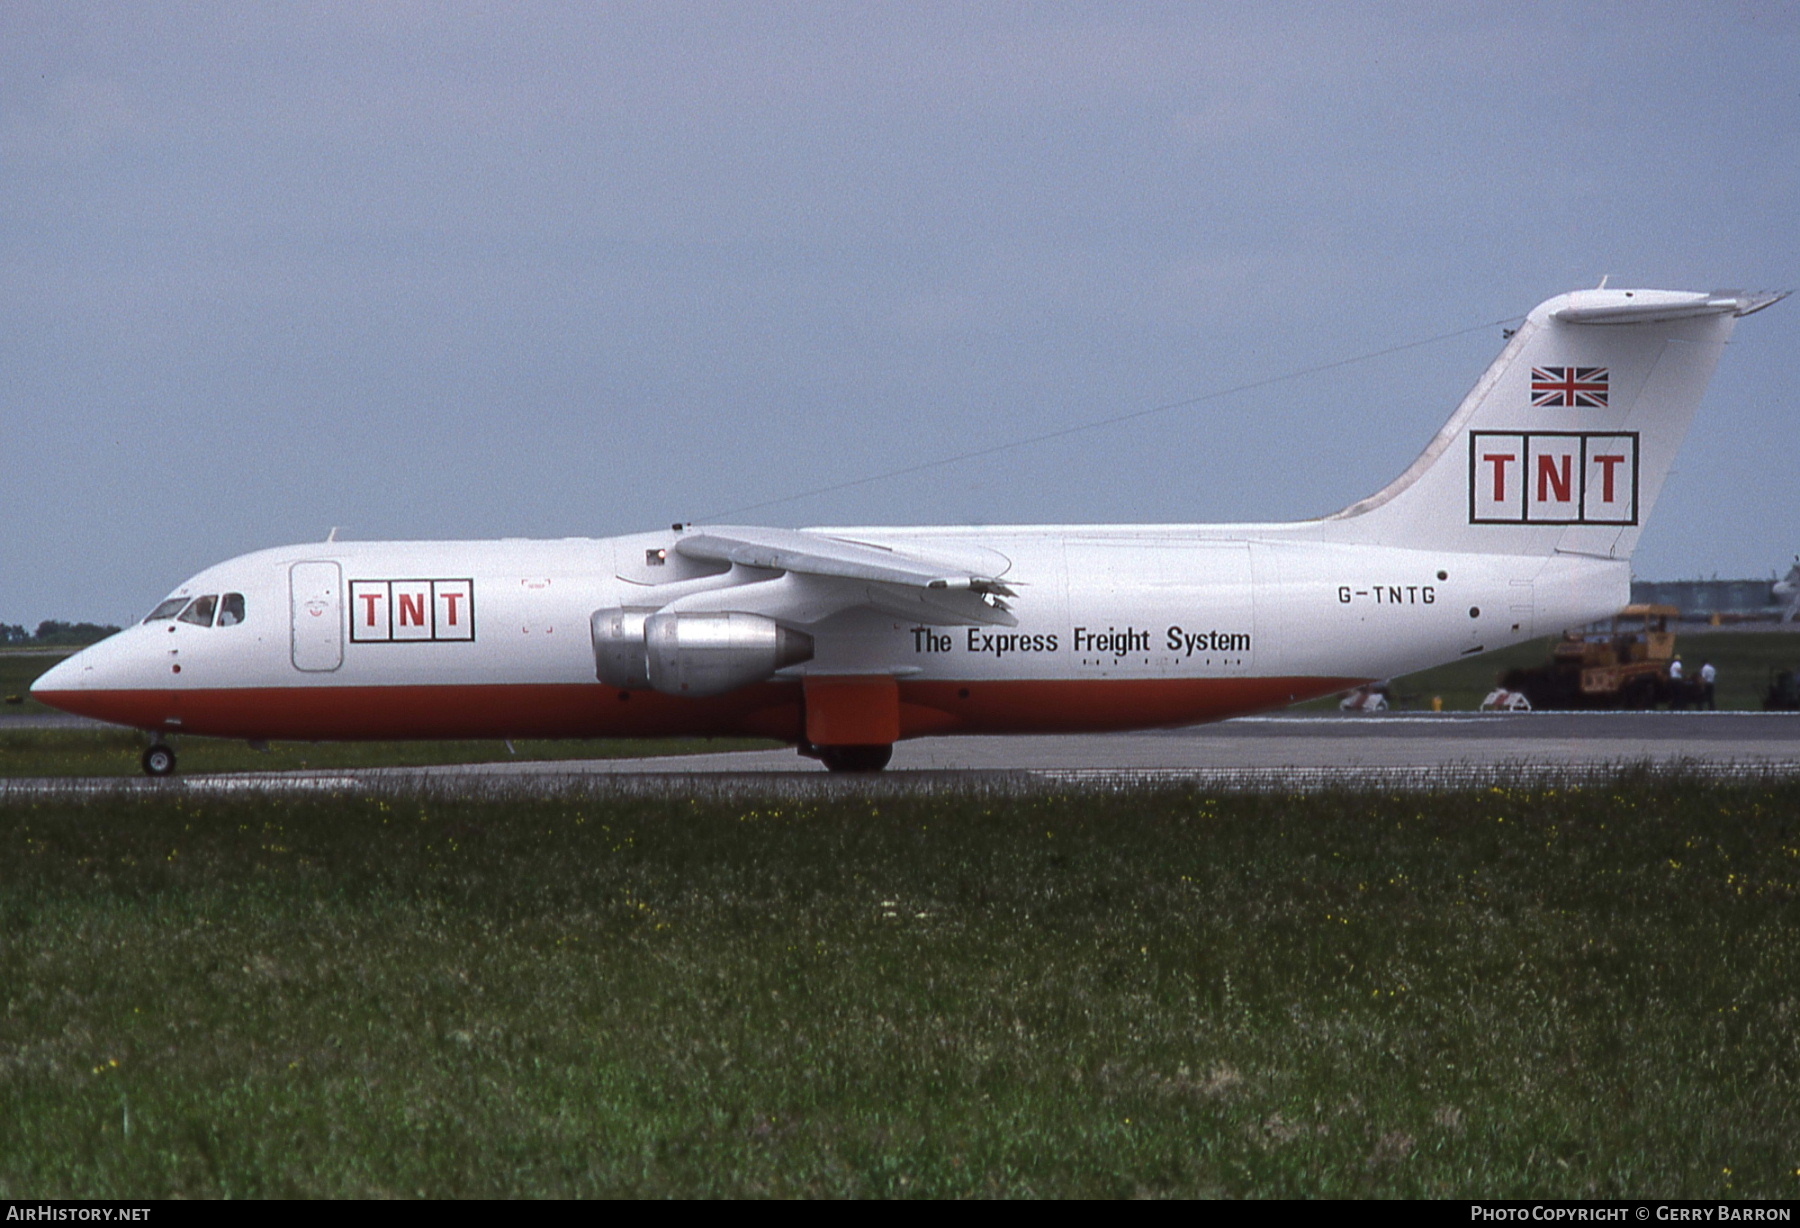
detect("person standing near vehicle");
top-left (1700, 661), bottom-right (1717, 710)
top-left (1669, 657), bottom-right (1686, 710)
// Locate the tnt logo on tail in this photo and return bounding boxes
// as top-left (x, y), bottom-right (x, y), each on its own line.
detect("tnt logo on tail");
top-left (1469, 432), bottom-right (1637, 525)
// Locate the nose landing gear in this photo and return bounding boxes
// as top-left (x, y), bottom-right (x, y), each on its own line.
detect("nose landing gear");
top-left (141, 743), bottom-right (177, 777)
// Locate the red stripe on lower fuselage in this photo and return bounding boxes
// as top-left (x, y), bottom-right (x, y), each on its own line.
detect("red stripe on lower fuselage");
top-left (35, 676), bottom-right (1363, 743)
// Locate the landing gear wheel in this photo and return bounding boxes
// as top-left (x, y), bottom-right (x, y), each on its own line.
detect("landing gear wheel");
top-left (141, 744), bottom-right (177, 777)
top-left (817, 744), bottom-right (893, 773)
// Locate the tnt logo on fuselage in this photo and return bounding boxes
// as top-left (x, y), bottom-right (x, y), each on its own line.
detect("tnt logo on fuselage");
top-left (349, 579), bottom-right (475, 642)
top-left (1469, 431), bottom-right (1638, 525)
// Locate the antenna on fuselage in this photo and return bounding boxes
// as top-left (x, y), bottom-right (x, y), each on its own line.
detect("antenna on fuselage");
top-left (326, 527), bottom-right (340, 543)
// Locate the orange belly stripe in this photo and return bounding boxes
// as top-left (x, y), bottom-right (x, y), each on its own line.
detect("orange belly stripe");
top-left (36, 675), bottom-right (1363, 743)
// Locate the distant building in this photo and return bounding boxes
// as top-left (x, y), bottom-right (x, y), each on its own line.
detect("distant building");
top-left (1630, 568), bottom-right (1795, 623)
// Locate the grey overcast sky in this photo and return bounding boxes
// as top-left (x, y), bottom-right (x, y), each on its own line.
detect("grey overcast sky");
top-left (4, 2), bottom-right (1796, 626)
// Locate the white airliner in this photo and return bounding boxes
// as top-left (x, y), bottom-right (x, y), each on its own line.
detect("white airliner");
top-left (34, 286), bottom-right (1787, 775)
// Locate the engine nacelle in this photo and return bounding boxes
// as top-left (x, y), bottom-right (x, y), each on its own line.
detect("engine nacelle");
top-left (646, 611), bottom-right (814, 697)
top-left (591, 607), bottom-right (814, 697)
top-left (591, 606), bottom-right (659, 690)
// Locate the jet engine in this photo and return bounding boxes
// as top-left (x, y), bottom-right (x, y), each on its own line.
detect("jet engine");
top-left (591, 607), bottom-right (813, 697)
top-left (591, 606), bottom-right (658, 690)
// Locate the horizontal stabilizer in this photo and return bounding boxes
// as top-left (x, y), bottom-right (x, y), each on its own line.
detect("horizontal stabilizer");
top-left (1551, 289), bottom-right (1791, 325)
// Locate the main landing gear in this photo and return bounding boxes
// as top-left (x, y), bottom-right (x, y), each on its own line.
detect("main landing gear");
top-left (141, 742), bottom-right (178, 778)
top-left (812, 744), bottom-right (893, 773)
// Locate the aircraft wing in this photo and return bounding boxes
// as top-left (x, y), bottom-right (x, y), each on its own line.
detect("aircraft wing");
top-left (670, 525), bottom-right (1018, 627)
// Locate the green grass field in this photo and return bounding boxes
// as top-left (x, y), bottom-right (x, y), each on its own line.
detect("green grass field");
top-left (3, 779), bottom-right (1798, 1197)
top-left (0, 649), bottom-right (68, 716)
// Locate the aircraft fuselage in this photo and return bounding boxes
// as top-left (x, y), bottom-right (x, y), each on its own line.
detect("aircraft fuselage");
top-left (34, 527), bottom-right (1621, 743)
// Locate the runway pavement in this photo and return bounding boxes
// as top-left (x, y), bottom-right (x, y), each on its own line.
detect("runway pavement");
top-left (6, 712), bottom-right (1799, 796)
top-left (457, 711), bottom-right (1800, 791)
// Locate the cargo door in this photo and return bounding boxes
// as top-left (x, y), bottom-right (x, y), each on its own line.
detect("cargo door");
top-left (290, 560), bottom-right (344, 672)
top-left (1062, 539), bottom-right (1255, 675)
top-left (1148, 541), bottom-right (1256, 675)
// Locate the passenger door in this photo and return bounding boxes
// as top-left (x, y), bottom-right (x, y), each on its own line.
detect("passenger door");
top-left (290, 560), bottom-right (344, 672)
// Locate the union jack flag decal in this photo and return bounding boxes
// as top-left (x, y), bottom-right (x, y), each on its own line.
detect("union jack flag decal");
top-left (1530, 366), bottom-right (1608, 408)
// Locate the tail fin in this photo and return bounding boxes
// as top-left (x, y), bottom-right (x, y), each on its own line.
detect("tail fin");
top-left (1323, 288), bottom-right (1786, 558)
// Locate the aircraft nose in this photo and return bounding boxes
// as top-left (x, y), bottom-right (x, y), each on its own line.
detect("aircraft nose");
top-left (28, 650), bottom-right (87, 698)
top-left (28, 633), bottom-right (152, 726)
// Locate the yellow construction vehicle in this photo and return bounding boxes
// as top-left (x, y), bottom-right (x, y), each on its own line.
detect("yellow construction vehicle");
top-left (1499, 604), bottom-right (1682, 709)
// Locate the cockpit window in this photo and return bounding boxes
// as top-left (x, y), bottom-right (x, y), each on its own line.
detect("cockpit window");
top-left (178, 595), bottom-right (219, 626)
top-left (144, 598), bottom-right (189, 623)
top-left (217, 593), bottom-right (246, 626)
